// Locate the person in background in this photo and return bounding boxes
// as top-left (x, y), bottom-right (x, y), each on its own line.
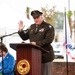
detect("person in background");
top-left (0, 42), bottom-right (15, 75)
top-left (18, 10), bottom-right (55, 75)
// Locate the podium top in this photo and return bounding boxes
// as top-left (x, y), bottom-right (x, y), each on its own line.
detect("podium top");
top-left (10, 43), bottom-right (48, 53)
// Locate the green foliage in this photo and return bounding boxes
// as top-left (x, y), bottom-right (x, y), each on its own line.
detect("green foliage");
top-left (67, 10), bottom-right (72, 17)
top-left (25, 7), bottom-right (30, 19)
top-left (54, 12), bottom-right (64, 29)
top-left (41, 5), bottom-right (64, 29)
top-left (26, 7), bottom-right (30, 14)
top-left (41, 5), bottom-right (57, 26)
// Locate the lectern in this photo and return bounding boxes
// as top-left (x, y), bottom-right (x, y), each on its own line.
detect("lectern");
top-left (10, 43), bottom-right (47, 75)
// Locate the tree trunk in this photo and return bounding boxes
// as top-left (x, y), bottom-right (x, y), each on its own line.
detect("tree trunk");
top-left (68, 17), bottom-right (72, 35)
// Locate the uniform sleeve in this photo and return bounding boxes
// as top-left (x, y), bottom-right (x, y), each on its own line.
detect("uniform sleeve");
top-left (36, 25), bottom-right (55, 46)
top-left (18, 29), bottom-right (29, 40)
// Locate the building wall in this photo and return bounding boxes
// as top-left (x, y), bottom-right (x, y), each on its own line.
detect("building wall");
top-left (52, 62), bottom-right (75, 75)
top-left (55, 29), bottom-right (75, 42)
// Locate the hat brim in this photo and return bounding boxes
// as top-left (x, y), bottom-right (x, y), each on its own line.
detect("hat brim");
top-left (32, 14), bottom-right (41, 19)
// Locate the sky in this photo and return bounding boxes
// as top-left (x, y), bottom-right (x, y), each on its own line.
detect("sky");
top-left (0, 0), bottom-right (75, 29)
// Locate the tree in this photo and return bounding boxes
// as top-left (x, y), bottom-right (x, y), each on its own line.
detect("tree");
top-left (41, 5), bottom-right (57, 27)
top-left (54, 12), bottom-right (64, 29)
top-left (74, 11), bottom-right (75, 42)
top-left (67, 10), bottom-right (72, 35)
top-left (41, 5), bottom-right (64, 29)
top-left (25, 7), bottom-right (30, 19)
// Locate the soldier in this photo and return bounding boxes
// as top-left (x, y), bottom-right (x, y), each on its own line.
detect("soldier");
top-left (18, 10), bottom-right (55, 75)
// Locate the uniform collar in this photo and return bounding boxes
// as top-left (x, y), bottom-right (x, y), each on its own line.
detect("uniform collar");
top-left (38, 21), bottom-right (45, 28)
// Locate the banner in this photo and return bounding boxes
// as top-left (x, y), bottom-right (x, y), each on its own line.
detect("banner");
top-left (63, 11), bottom-right (75, 62)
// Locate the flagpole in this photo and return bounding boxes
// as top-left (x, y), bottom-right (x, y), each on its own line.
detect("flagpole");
top-left (64, 8), bottom-right (69, 75)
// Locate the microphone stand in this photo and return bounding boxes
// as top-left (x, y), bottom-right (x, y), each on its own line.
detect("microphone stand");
top-left (0, 31), bottom-right (18, 75)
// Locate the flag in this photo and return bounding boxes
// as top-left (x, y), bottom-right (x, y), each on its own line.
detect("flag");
top-left (63, 10), bottom-right (75, 62)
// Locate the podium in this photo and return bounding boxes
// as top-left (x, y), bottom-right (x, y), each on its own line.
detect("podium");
top-left (10, 43), bottom-right (47, 75)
